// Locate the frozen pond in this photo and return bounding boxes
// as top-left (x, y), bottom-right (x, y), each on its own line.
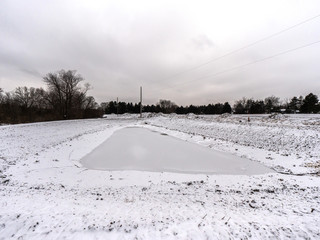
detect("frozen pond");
top-left (81, 127), bottom-right (274, 175)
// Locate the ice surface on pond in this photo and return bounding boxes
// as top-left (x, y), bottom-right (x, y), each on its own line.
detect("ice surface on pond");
top-left (81, 127), bottom-right (274, 175)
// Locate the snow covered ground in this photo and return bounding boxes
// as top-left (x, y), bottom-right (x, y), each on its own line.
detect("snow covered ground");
top-left (0, 114), bottom-right (319, 239)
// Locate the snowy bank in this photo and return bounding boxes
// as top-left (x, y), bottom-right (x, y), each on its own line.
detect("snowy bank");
top-left (0, 115), bottom-right (319, 239)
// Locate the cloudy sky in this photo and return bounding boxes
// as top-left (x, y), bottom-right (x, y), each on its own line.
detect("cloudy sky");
top-left (1, 0), bottom-right (320, 105)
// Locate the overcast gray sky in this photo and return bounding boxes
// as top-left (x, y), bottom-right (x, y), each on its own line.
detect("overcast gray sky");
top-left (1, 0), bottom-right (320, 105)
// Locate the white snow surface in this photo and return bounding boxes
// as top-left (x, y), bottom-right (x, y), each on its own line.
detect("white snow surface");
top-left (0, 114), bottom-right (319, 239)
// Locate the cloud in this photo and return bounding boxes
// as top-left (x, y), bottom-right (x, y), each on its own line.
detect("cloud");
top-left (1, 0), bottom-right (320, 104)
top-left (192, 35), bottom-right (215, 50)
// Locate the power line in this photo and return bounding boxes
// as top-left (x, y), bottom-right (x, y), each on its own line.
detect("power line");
top-left (162, 39), bottom-right (320, 90)
top-left (160, 13), bottom-right (320, 81)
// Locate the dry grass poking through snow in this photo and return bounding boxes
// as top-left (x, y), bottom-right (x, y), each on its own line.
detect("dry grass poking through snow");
top-left (0, 114), bottom-right (319, 239)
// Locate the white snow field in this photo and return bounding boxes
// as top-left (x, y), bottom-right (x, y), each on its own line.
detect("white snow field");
top-left (0, 114), bottom-right (320, 239)
top-left (81, 127), bottom-right (273, 175)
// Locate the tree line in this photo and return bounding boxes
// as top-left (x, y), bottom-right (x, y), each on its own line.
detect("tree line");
top-left (102, 93), bottom-right (319, 115)
top-left (232, 94), bottom-right (319, 114)
top-left (0, 70), bottom-right (102, 124)
top-left (101, 99), bottom-right (232, 115)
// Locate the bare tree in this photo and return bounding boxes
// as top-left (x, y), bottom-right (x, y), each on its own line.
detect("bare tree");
top-left (0, 88), bottom-right (3, 104)
top-left (14, 86), bottom-right (44, 108)
top-left (61, 70), bottom-right (83, 117)
top-left (83, 96), bottom-right (97, 110)
top-left (43, 72), bottom-right (64, 116)
top-left (43, 70), bottom-right (85, 119)
top-left (157, 99), bottom-right (177, 113)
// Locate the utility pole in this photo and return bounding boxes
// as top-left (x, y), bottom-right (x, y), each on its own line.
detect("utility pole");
top-left (117, 97), bottom-right (119, 116)
top-left (140, 86), bottom-right (142, 118)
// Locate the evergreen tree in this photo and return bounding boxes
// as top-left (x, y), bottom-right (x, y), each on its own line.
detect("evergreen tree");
top-left (300, 93), bottom-right (319, 113)
top-left (106, 101), bottom-right (117, 114)
top-left (249, 100), bottom-right (265, 114)
top-left (233, 98), bottom-right (246, 114)
top-left (289, 96), bottom-right (300, 113)
top-left (222, 102), bottom-right (232, 113)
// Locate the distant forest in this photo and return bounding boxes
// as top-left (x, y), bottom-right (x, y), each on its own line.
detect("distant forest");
top-left (0, 69), bottom-right (319, 124)
top-left (102, 93), bottom-right (319, 115)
